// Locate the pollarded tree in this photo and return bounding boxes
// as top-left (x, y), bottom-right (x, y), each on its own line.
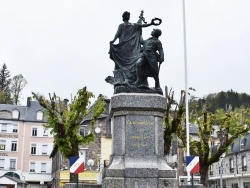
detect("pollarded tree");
top-left (11, 74), bottom-right (28, 105)
top-left (189, 105), bottom-right (250, 185)
top-left (163, 89), bottom-right (186, 155)
top-left (163, 90), bottom-right (250, 186)
top-left (163, 88), bottom-right (196, 155)
top-left (32, 87), bottom-right (106, 183)
top-left (0, 63), bottom-right (12, 104)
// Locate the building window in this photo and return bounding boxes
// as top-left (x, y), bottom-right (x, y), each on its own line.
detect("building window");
top-left (210, 141), bottom-right (215, 147)
top-left (12, 124), bottom-right (18, 133)
top-left (9, 159), bottom-right (16, 170)
top-left (210, 129), bottom-right (214, 137)
top-left (80, 127), bottom-right (86, 137)
top-left (243, 182), bottom-right (250, 188)
top-left (36, 111), bottom-right (43, 121)
top-left (0, 140), bottom-right (6, 150)
top-left (229, 158), bottom-right (234, 172)
top-left (209, 165), bottom-right (213, 175)
top-left (32, 128), bottom-right (37, 136)
top-left (12, 110), bottom-right (19, 119)
top-left (41, 163), bottom-right (46, 173)
top-left (1, 123), bottom-right (7, 132)
top-left (240, 138), bottom-right (246, 150)
top-left (11, 141), bottom-right (17, 151)
top-left (232, 183), bottom-right (238, 188)
top-left (194, 180), bottom-right (200, 185)
top-left (30, 162), bottom-right (35, 172)
top-left (42, 145), bottom-right (48, 155)
top-left (31, 144), bottom-right (36, 154)
top-left (0, 159), bottom-right (4, 169)
top-left (242, 155), bottom-right (247, 171)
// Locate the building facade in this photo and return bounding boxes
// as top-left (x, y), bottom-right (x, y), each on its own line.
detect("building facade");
top-left (0, 98), bottom-right (53, 185)
top-left (209, 133), bottom-right (250, 188)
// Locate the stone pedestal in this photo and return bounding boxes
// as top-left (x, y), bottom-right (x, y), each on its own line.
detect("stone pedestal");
top-left (102, 93), bottom-right (177, 188)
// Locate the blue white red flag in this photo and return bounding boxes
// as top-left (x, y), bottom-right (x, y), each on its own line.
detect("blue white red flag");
top-left (70, 156), bottom-right (85, 174)
top-left (186, 156), bottom-right (200, 174)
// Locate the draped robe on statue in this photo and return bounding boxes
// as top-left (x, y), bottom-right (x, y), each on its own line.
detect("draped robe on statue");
top-left (109, 23), bottom-right (142, 83)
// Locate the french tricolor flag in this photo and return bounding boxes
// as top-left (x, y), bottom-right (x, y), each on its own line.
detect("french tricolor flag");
top-left (186, 156), bottom-right (200, 174)
top-left (70, 156), bottom-right (85, 174)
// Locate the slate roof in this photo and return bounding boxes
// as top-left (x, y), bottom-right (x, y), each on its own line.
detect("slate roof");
top-left (211, 133), bottom-right (250, 156)
top-left (230, 132), bottom-right (250, 152)
top-left (243, 133), bottom-right (250, 150)
top-left (25, 101), bottom-right (46, 121)
top-left (0, 98), bottom-right (46, 122)
top-left (81, 98), bottom-right (110, 123)
top-left (0, 104), bottom-right (27, 120)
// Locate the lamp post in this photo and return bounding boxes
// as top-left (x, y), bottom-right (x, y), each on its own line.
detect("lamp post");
top-left (219, 154), bottom-right (225, 188)
top-left (87, 158), bottom-right (102, 184)
top-left (85, 125), bottom-right (102, 184)
top-left (87, 158), bottom-right (101, 172)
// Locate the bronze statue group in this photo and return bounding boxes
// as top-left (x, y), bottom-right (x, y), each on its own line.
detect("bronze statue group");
top-left (106, 11), bottom-right (164, 94)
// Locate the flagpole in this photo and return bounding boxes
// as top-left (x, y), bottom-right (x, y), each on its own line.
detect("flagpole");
top-left (76, 175), bottom-right (79, 188)
top-left (182, 0), bottom-right (191, 184)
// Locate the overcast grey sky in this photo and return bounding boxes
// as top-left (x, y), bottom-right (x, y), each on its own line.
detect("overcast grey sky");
top-left (0, 0), bottom-right (250, 104)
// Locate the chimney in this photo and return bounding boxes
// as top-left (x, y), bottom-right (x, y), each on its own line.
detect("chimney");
top-left (64, 99), bottom-right (69, 107)
top-left (27, 97), bottom-right (31, 107)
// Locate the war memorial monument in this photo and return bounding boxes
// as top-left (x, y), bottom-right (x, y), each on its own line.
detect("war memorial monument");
top-left (103, 11), bottom-right (178, 188)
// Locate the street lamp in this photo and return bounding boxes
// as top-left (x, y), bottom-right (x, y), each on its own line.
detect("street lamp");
top-left (87, 158), bottom-right (101, 172)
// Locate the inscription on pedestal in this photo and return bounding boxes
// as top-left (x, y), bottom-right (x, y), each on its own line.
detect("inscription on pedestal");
top-left (126, 115), bottom-right (154, 155)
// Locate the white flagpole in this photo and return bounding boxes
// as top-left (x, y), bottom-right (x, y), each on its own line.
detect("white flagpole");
top-left (182, 0), bottom-right (191, 184)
